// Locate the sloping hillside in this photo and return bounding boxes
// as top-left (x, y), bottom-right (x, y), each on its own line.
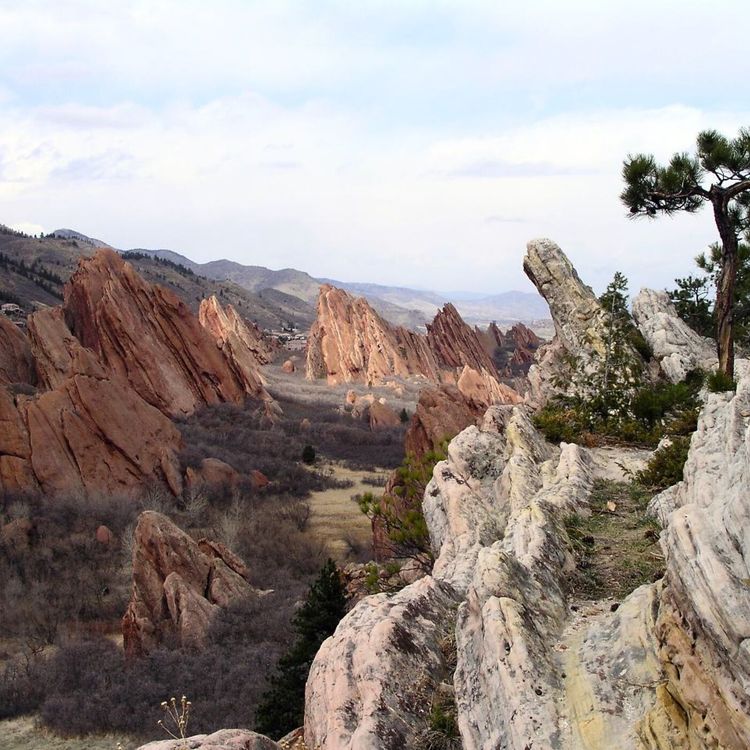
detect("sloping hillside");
top-left (0, 227), bottom-right (314, 330)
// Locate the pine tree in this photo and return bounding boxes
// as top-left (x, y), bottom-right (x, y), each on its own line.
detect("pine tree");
top-left (255, 559), bottom-right (348, 739)
top-left (621, 127), bottom-right (750, 377)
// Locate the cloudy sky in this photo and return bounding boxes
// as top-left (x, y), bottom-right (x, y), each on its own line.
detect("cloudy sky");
top-left (1, 0), bottom-right (749, 294)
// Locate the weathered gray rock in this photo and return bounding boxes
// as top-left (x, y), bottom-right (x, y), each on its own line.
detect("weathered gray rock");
top-left (523, 238), bottom-right (639, 403)
top-left (137, 728), bottom-right (281, 749)
top-left (632, 288), bottom-right (717, 382)
top-left (646, 364), bottom-right (750, 747)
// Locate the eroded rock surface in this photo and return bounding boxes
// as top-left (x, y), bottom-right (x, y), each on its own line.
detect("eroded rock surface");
top-left (137, 729), bottom-right (281, 750)
top-left (306, 285), bottom-right (524, 405)
top-left (199, 296), bottom-right (275, 400)
top-left (306, 284), bottom-right (439, 385)
top-left (632, 288), bottom-right (717, 382)
top-left (64, 249), bottom-right (257, 417)
top-left (0, 315), bottom-right (34, 386)
top-left (523, 238), bottom-right (640, 404)
top-left (122, 511), bottom-right (262, 657)
top-left (646, 363), bottom-right (750, 747)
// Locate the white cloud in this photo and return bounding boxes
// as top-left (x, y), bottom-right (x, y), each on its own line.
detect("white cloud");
top-left (1, 1), bottom-right (749, 294)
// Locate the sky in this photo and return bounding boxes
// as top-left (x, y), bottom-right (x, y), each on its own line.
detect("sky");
top-left (1, 0), bottom-right (749, 295)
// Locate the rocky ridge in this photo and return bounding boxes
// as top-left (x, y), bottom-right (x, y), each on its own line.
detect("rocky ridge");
top-left (302, 241), bottom-right (750, 749)
top-left (0, 250), bottom-right (271, 497)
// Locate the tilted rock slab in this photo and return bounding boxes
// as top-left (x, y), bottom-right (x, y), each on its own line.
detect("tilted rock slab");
top-left (523, 238), bottom-right (640, 404)
top-left (64, 249), bottom-right (266, 417)
top-left (0, 306), bottom-right (184, 496)
top-left (306, 284), bottom-right (440, 385)
top-left (305, 286), bottom-right (518, 398)
top-left (199, 295), bottom-right (277, 382)
top-left (123, 511), bottom-right (263, 658)
top-left (632, 288), bottom-right (717, 382)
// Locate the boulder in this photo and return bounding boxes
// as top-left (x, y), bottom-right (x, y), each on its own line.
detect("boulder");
top-left (122, 511), bottom-right (262, 657)
top-left (0, 315), bottom-right (34, 386)
top-left (367, 401), bottom-right (400, 430)
top-left (136, 729), bottom-right (281, 750)
top-left (282, 359), bottom-right (296, 374)
top-left (632, 288), bottom-right (717, 382)
top-left (95, 524), bottom-right (113, 545)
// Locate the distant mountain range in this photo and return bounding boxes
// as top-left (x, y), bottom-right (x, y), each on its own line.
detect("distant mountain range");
top-left (40, 228), bottom-right (551, 330)
top-left (120, 247), bottom-right (550, 329)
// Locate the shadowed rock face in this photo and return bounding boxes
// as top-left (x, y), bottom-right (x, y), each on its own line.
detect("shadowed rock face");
top-left (0, 315), bottom-right (34, 387)
top-left (64, 249), bottom-right (264, 418)
top-left (122, 511), bottom-right (263, 658)
top-left (426, 302), bottom-right (499, 373)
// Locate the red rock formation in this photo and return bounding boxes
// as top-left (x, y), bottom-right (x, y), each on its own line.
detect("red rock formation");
top-left (27, 307), bottom-right (105, 389)
top-left (0, 316), bottom-right (34, 386)
top-left (123, 511), bottom-right (262, 657)
top-left (427, 303), bottom-right (499, 374)
top-left (63, 249), bottom-right (259, 417)
top-left (306, 285), bottom-right (439, 385)
top-left (368, 401), bottom-right (401, 430)
top-left (199, 296), bottom-right (276, 399)
top-left (1, 303), bottom-right (184, 497)
top-left (23, 373), bottom-right (183, 496)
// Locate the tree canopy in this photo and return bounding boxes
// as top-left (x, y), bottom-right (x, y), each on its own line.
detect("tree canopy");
top-left (621, 127), bottom-right (750, 377)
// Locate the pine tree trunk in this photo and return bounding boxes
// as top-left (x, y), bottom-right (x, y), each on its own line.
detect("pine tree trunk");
top-left (712, 197), bottom-right (737, 379)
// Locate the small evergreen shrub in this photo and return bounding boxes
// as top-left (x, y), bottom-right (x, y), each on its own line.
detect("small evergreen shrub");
top-left (706, 369), bottom-right (737, 393)
top-left (637, 436), bottom-right (691, 491)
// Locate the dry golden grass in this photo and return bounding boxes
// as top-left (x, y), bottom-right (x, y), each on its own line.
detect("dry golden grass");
top-left (0, 716), bottom-right (138, 750)
top-left (306, 464), bottom-right (387, 561)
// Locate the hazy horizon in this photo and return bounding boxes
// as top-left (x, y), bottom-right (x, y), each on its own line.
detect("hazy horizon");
top-left (2, 1), bottom-right (749, 296)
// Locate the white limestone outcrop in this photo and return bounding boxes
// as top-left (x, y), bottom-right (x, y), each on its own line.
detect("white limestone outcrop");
top-left (632, 288), bottom-right (717, 382)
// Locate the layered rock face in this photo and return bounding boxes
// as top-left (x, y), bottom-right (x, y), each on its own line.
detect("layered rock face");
top-left (64, 249), bottom-right (266, 417)
top-left (427, 303), bottom-right (498, 374)
top-left (306, 285), bottom-right (521, 418)
top-left (646, 362), bottom-right (750, 746)
top-left (632, 288), bottom-right (717, 382)
top-left (1, 307), bottom-right (183, 496)
top-left (306, 284), bottom-right (439, 385)
top-left (123, 511), bottom-right (263, 658)
top-left (306, 372), bottom-right (750, 747)
top-left (199, 296), bottom-right (277, 397)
